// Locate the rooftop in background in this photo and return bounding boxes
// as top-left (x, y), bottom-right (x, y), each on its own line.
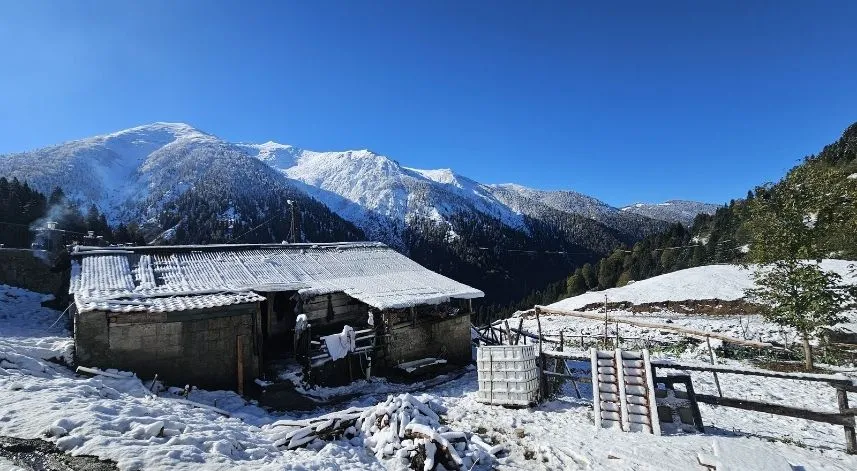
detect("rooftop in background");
top-left (69, 242), bottom-right (484, 313)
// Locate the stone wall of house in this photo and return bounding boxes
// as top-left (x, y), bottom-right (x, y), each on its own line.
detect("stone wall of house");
top-left (0, 248), bottom-right (67, 296)
top-left (74, 303), bottom-right (261, 391)
top-left (385, 313), bottom-right (472, 367)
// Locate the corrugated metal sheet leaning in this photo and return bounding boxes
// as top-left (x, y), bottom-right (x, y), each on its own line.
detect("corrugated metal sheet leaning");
top-left (69, 242), bottom-right (484, 313)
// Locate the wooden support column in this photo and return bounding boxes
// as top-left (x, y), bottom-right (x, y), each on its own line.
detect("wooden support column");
top-left (236, 335), bottom-right (245, 396)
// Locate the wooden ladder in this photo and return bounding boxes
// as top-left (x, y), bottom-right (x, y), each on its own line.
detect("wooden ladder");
top-left (591, 348), bottom-right (661, 435)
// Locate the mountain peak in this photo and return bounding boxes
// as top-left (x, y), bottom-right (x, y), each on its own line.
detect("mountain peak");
top-left (103, 122), bottom-right (211, 139)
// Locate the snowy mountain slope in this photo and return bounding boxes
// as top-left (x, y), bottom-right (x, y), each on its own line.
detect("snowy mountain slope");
top-left (277, 150), bottom-right (528, 237)
top-left (255, 145), bottom-right (682, 246)
top-left (487, 183), bottom-right (670, 240)
top-left (0, 121), bottom-right (715, 259)
top-left (0, 123), bottom-right (363, 244)
top-left (621, 199), bottom-right (721, 226)
top-left (0, 122), bottom-right (215, 220)
top-left (549, 259), bottom-right (856, 311)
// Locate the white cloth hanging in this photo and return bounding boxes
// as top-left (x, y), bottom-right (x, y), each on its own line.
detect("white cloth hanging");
top-left (322, 325), bottom-right (356, 361)
top-left (294, 314), bottom-right (308, 335)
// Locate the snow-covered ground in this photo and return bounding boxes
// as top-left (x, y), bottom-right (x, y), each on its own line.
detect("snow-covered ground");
top-left (1, 279), bottom-right (857, 470)
top-left (550, 259), bottom-right (855, 311)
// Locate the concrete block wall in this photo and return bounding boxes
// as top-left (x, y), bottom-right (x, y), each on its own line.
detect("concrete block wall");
top-left (386, 313), bottom-right (471, 367)
top-left (75, 303), bottom-right (260, 391)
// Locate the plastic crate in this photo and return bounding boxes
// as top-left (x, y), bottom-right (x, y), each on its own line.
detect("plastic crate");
top-left (476, 345), bottom-right (536, 361)
top-left (475, 381), bottom-right (539, 406)
top-left (475, 345), bottom-right (540, 406)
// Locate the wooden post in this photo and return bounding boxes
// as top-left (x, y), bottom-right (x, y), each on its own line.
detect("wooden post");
top-left (535, 307), bottom-right (545, 402)
top-left (236, 335), bottom-right (245, 396)
top-left (504, 320), bottom-right (513, 345)
top-left (517, 317), bottom-right (524, 345)
top-left (615, 323), bottom-right (620, 348)
top-left (603, 295), bottom-right (609, 349)
top-left (410, 306), bottom-right (416, 328)
top-left (837, 387), bottom-right (857, 454)
top-left (559, 330), bottom-right (564, 352)
top-left (706, 335), bottom-right (723, 397)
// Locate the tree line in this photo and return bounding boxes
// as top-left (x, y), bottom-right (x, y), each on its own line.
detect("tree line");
top-left (0, 177), bottom-right (145, 248)
top-left (493, 122), bottom-right (857, 336)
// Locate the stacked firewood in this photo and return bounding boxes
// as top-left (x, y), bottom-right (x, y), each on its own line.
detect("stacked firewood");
top-left (267, 393), bottom-right (505, 470)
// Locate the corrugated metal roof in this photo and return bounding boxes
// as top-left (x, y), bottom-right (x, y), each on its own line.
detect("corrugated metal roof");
top-left (70, 242), bottom-right (483, 313)
top-left (76, 291), bottom-right (267, 314)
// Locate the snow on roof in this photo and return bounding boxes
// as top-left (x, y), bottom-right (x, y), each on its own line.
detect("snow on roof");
top-left (549, 260), bottom-right (856, 311)
top-left (70, 242), bottom-right (484, 313)
top-left (76, 291), bottom-right (266, 314)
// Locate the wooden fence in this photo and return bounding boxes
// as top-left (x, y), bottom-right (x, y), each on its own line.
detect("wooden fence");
top-left (542, 348), bottom-right (857, 454)
top-left (473, 306), bottom-right (857, 453)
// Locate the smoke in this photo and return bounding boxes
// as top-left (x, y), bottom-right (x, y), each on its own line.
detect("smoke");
top-left (30, 204), bottom-right (67, 232)
top-left (30, 204), bottom-right (68, 250)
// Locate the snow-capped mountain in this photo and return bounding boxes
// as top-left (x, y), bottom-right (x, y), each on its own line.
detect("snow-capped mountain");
top-left (0, 123), bottom-right (362, 244)
top-left (621, 200), bottom-right (721, 226)
top-left (241, 145), bottom-right (675, 247)
top-left (239, 146), bottom-right (534, 246)
top-left (0, 123), bottom-right (217, 220)
top-left (0, 122), bottom-right (718, 304)
top-left (0, 122), bottom-right (719, 245)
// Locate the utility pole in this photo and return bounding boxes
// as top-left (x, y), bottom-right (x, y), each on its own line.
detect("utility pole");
top-left (287, 200), bottom-right (297, 243)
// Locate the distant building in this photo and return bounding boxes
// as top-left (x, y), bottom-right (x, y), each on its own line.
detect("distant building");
top-left (69, 242), bottom-right (483, 393)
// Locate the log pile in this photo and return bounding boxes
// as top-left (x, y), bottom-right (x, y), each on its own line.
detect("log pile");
top-left (267, 393), bottom-right (506, 470)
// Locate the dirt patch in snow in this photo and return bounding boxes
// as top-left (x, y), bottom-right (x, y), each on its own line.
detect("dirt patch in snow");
top-left (577, 298), bottom-right (768, 316)
top-left (0, 436), bottom-right (117, 471)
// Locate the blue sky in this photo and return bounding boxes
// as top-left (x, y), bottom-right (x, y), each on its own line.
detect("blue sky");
top-left (1, 1), bottom-right (856, 207)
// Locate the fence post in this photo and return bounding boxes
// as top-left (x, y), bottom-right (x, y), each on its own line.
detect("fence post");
top-left (535, 306), bottom-right (545, 402)
top-left (837, 387), bottom-right (856, 454)
top-left (706, 335), bottom-right (723, 397)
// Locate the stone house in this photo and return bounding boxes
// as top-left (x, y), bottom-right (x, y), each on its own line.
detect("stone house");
top-left (69, 242), bottom-right (483, 391)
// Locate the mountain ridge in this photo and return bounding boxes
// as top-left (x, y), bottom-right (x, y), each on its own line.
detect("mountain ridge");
top-left (0, 122), bottom-right (720, 306)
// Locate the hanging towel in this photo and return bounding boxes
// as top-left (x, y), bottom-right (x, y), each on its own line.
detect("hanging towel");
top-left (322, 325), bottom-right (356, 361)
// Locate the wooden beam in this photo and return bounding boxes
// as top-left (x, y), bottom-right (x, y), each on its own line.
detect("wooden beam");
top-left (236, 335), bottom-right (245, 396)
top-left (652, 360), bottom-right (855, 386)
top-left (537, 305), bottom-right (774, 348)
top-left (695, 394), bottom-right (853, 427)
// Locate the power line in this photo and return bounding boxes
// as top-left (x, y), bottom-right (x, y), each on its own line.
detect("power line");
top-left (0, 220), bottom-right (91, 236)
top-left (228, 216), bottom-right (277, 243)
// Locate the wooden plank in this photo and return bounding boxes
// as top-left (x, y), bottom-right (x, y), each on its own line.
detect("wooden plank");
top-left (303, 294), bottom-right (357, 310)
top-left (652, 360), bottom-right (855, 386)
top-left (304, 304), bottom-right (364, 321)
top-left (536, 305), bottom-right (773, 348)
top-left (694, 394), bottom-right (852, 426)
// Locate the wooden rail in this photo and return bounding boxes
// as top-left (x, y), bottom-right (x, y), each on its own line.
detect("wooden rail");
top-left (535, 305), bottom-right (774, 348)
top-left (651, 359), bottom-right (857, 454)
top-left (538, 349), bottom-right (857, 453)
